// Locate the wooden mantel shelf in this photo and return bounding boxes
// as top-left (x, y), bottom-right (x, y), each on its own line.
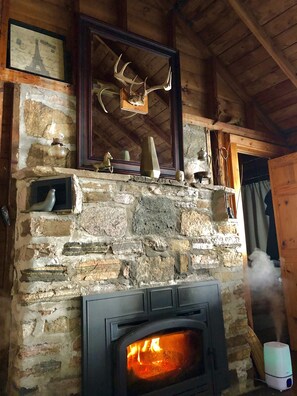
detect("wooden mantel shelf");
top-left (12, 166), bottom-right (235, 194)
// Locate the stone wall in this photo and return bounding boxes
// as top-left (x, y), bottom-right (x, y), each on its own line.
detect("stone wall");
top-left (7, 167), bottom-right (253, 395)
top-left (18, 85), bottom-right (76, 169)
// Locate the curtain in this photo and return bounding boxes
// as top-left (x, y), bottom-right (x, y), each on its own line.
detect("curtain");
top-left (242, 180), bottom-right (270, 255)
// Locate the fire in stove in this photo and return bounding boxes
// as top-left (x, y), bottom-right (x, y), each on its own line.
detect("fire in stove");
top-left (126, 330), bottom-right (203, 385)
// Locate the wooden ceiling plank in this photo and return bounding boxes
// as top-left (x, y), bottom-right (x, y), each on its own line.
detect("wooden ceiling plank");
top-left (219, 34), bottom-right (260, 66)
top-left (196, 5), bottom-right (238, 46)
top-left (246, 0), bottom-right (297, 26)
top-left (155, 0), bottom-right (282, 137)
top-left (263, 4), bottom-right (297, 39)
top-left (263, 90), bottom-right (297, 113)
top-left (207, 21), bottom-right (250, 56)
top-left (227, 0), bottom-right (297, 89)
top-left (254, 79), bottom-right (295, 103)
top-left (179, 0), bottom-right (216, 20)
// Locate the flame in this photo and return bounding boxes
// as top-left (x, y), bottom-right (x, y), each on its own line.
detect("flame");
top-left (127, 333), bottom-right (187, 380)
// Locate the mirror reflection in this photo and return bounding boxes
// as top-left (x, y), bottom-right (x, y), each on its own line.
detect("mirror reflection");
top-left (78, 16), bottom-right (183, 176)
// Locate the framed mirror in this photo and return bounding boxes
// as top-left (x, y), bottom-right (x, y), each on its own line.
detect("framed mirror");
top-left (77, 14), bottom-right (183, 177)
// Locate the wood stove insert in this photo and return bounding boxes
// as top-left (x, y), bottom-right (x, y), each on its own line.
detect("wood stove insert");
top-left (82, 281), bottom-right (229, 395)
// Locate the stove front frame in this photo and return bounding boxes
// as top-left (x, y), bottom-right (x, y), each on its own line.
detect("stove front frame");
top-left (82, 281), bottom-right (229, 396)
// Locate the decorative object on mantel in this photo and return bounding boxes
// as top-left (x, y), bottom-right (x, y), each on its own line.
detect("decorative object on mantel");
top-left (92, 152), bottom-right (113, 173)
top-left (175, 170), bottom-right (185, 183)
top-left (140, 136), bottom-right (160, 179)
top-left (48, 134), bottom-right (68, 159)
top-left (30, 177), bottom-right (72, 211)
top-left (194, 148), bottom-right (211, 183)
top-left (120, 150), bottom-right (130, 161)
top-left (28, 188), bottom-right (56, 212)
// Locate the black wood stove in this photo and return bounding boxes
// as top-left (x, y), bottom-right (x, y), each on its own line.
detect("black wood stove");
top-left (82, 281), bottom-right (229, 395)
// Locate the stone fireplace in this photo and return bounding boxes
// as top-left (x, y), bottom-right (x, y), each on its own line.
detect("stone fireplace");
top-left (7, 166), bottom-right (253, 395)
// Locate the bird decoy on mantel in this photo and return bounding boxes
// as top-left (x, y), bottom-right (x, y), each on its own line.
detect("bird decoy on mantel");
top-left (28, 188), bottom-right (56, 212)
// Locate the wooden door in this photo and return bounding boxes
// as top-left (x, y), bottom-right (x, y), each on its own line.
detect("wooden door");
top-left (269, 152), bottom-right (297, 350)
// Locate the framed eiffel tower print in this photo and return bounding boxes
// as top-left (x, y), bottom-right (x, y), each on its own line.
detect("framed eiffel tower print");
top-left (7, 19), bottom-right (66, 82)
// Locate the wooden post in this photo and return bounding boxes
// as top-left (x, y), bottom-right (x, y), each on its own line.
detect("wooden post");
top-left (118, 0), bottom-right (128, 31)
top-left (0, 0), bottom-right (10, 69)
top-left (206, 57), bottom-right (218, 121)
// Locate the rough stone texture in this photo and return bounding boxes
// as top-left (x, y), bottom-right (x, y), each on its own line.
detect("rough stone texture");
top-left (183, 123), bottom-right (209, 184)
top-left (176, 254), bottom-right (189, 274)
top-left (7, 170), bottom-right (252, 396)
top-left (112, 241), bottom-right (143, 255)
top-left (212, 190), bottom-right (229, 221)
top-left (133, 196), bottom-right (178, 236)
top-left (24, 100), bottom-right (75, 143)
top-left (18, 85), bottom-right (76, 170)
top-left (62, 242), bottom-right (110, 255)
top-left (80, 205), bottom-right (127, 237)
top-left (191, 251), bottom-right (220, 269)
top-left (74, 259), bottom-right (122, 281)
top-left (131, 256), bottom-right (175, 286)
top-left (181, 210), bottom-right (213, 236)
top-left (20, 267), bottom-right (68, 282)
top-left (30, 217), bottom-right (74, 237)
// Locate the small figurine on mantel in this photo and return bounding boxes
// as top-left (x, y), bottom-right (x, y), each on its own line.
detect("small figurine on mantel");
top-left (92, 152), bottom-right (113, 173)
top-left (28, 189), bottom-right (56, 212)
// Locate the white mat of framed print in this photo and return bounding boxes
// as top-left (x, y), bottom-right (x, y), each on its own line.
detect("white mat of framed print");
top-left (8, 19), bottom-right (66, 82)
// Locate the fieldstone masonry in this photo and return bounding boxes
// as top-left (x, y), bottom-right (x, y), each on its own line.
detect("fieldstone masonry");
top-left (8, 167), bottom-right (253, 395)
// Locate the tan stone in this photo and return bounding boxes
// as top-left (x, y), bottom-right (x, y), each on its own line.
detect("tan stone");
top-left (197, 199), bottom-right (211, 209)
top-left (210, 268), bottom-right (243, 283)
top-left (24, 100), bottom-right (75, 143)
top-left (221, 249), bottom-right (243, 267)
top-left (169, 239), bottom-right (190, 252)
top-left (191, 252), bottom-right (220, 269)
top-left (181, 211), bottom-right (213, 236)
top-left (150, 256), bottom-right (175, 282)
top-left (30, 218), bottom-right (73, 237)
top-left (80, 206), bottom-right (127, 237)
top-left (74, 259), bottom-right (121, 281)
top-left (177, 254), bottom-right (189, 274)
top-left (83, 191), bottom-right (112, 203)
top-left (18, 343), bottom-right (60, 358)
top-left (229, 318), bottom-right (249, 336)
top-left (228, 345), bottom-right (251, 363)
top-left (44, 316), bottom-right (79, 333)
top-left (217, 221), bottom-right (239, 235)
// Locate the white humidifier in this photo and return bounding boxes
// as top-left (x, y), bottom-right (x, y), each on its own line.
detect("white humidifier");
top-left (264, 341), bottom-right (293, 391)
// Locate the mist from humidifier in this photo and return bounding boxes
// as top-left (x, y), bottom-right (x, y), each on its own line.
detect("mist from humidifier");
top-left (248, 249), bottom-right (285, 342)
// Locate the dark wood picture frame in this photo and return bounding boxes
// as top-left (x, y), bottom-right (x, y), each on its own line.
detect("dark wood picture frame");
top-left (7, 19), bottom-right (66, 82)
top-left (77, 14), bottom-right (184, 177)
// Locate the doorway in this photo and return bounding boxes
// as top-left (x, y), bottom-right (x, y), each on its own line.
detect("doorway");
top-left (238, 153), bottom-right (288, 345)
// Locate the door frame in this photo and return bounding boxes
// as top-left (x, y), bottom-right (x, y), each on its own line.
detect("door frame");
top-left (227, 135), bottom-right (290, 327)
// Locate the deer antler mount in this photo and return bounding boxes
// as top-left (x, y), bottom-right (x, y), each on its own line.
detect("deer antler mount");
top-left (93, 54), bottom-right (172, 116)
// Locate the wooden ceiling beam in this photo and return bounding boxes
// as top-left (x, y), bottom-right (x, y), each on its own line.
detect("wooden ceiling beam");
top-left (227, 0), bottom-right (297, 90)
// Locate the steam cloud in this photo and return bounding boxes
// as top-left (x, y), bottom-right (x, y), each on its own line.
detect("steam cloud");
top-left (248, 249), bottom-right (285, 342)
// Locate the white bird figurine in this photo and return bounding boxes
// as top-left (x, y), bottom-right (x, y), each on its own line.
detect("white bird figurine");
top-left (29, 189), bottom-right (56, 212)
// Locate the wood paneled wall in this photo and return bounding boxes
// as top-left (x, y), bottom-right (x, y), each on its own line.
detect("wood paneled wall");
top-left (0, 0), bottom-right (249, 130)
